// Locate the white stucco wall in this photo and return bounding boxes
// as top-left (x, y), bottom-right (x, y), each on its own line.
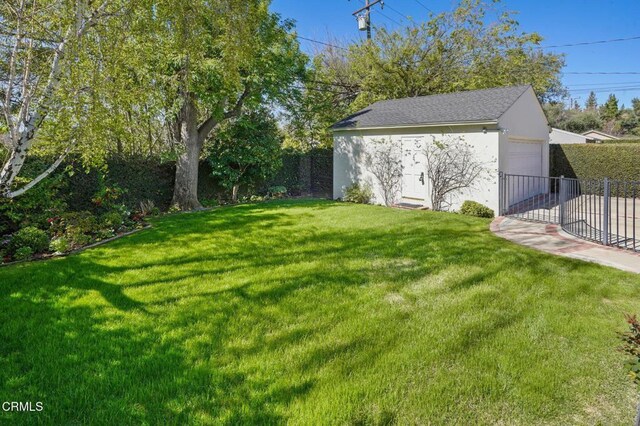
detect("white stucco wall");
top-left (333, 125), bottom-right (501, 212)
top-left (549, 128), bottom-right (587, 144)
top-left (497, 87), bottom-right (550, 178)
top-left (333, 87), bottom-right (549, 214)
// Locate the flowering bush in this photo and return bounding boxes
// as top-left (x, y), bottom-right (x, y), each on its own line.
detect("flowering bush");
top-left (620, 314), bottom-right (640, 385)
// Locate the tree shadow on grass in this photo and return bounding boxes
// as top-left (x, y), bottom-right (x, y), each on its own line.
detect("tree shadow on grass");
top-left (0, 200), bottom-right (635, 423)
top-left (0, 268), bottom-right (313, 424)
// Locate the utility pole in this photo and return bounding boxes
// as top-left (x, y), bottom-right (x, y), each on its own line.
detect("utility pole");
top-left (351, 0), bottom-right (384, 40)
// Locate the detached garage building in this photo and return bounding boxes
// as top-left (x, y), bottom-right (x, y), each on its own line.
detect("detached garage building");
top-left (332, 85), bottom-right (549, 213)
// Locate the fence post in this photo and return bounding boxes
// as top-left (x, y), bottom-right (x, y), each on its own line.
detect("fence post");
top-left (559, 175), bottom-right (565, 227)
top-left (498, 172), bottom-right (504, 215)
top-left (603, 177), bottom-right (610, 246)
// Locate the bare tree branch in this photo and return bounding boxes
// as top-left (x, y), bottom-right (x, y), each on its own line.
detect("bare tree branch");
top-left (423, 135), bottom-right (488, 211)
top-left (366, 138), bottom-right (403, 206)
top-left (197, 83), bottom-right (252, 144)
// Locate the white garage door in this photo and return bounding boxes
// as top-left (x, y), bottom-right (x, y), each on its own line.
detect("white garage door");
top-left (507, 141), bottom-right (542, 176)
top-left (506, 141), bottom-right (543, 204)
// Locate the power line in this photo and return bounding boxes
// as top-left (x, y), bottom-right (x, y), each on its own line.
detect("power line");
top-left (567, 86), bottom-right (640, 94)
top-left (385, 4), bottom-right (412, 22)
top-left (304, 79), bottom-right (358, 89)
top-left (564, 72), bottom-right (640, 75)
top-left (568, 84), bottom-right (640, 91)
top-left (412, 0), bottom-right (434, 13)
top-left (566, 81), bottom-right (640, 87)
top-left (539, 35), bottom-right (640, 49)
top-left (374, 9), bottom-right (402, 26)
top-left (293, 85), bottom-right (356, 95)
top-left (297, 36), bottom-right (348, 51)
top-left (567, 81), bottom-right (640, 90)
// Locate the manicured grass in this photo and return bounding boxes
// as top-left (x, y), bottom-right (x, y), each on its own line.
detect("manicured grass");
top-left (1, 199), bottom-right (639, 424)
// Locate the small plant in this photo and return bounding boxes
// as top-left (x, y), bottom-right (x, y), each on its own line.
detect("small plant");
top-left (8, 226), bottom-right (49, 255)
top-left (201, 198), bottom-right (220, 208)
top-left (343, 183), bottom-right (373, 204)
top-left (49, 237), bottom-right (71, 254)
top-left (51, 212), bottom-right (99, 247)
top-left (101, 211), bottom-right (124, 230)
top-left (269, 186), bottom-right (287, 198)
top-left (96, 229), bottom-right (116, 240)
top-left (619, 314), bottom-right (640, 423)
top-left (139, 199), bottom-right (159, 217)
top-left (167, 204), bottom-right (182, 214)
top-left (459, 200), bottom-right (494, 218)
top-left (13, 246), bottom-right (33, 261)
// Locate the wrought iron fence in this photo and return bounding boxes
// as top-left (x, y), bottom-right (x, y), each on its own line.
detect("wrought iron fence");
top-left (499, 172), bottom-right (639, 252)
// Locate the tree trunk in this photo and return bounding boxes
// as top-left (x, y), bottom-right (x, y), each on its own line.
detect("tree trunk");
top-left (169, 83), bottom-right (250, 211)
top-left (232, 184), bottom-right (239, 203)
top-left (171, 94), bottom-right (203, 210)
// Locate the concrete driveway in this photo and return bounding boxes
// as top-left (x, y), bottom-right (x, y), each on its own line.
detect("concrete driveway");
top-left (491, 216), bottom-right (640, 274)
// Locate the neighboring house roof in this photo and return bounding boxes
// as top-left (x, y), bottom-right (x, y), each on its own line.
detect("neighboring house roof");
top-left (581, 129), bottom-right (619, 140)
top-left (549, 128), bottom-right (593, 144)
top-left (332, 85), bottom-right (532, 130)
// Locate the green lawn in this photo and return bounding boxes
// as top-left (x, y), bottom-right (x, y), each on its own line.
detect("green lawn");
top-left (1, 200), bottom-right (639, 424)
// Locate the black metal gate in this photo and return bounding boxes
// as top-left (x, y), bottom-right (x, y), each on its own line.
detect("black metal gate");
top-left (499, 172), bottom-right (639, 252)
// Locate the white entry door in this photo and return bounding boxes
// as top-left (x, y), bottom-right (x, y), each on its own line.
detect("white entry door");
top-left (401, 137), bottom-right (426, 200)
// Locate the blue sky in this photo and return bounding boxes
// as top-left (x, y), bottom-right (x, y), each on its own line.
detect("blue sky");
top-left (271, 0), bottom-right (640, 108)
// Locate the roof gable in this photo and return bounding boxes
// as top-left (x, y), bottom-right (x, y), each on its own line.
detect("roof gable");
top-left (332, 85), bottom-right (532, 130)
top-left (581, 129), bottom-right (619, 139)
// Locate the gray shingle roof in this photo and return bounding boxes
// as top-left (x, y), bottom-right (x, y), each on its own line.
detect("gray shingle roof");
top-left (332, 85), bottom-right (531, 130)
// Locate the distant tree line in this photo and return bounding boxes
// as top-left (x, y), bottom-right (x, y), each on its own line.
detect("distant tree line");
top-left (544, 91), bottom-right (640, 136)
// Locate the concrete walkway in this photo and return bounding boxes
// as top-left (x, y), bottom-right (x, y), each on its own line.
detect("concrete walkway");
top-left (491, 217), bottom-right (640, 274)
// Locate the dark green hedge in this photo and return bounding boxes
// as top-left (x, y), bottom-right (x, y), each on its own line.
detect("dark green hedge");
top-left (602, 139), bottom-right (640, 144)
top-left (0, 148), bottom-right (333, 234)
top-left (550, 143), bottom-right (640, 182)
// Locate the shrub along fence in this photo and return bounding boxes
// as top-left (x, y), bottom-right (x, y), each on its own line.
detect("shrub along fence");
top-left (63, 156), bottom-right (223, 212)
top-left (550, 143), bottom-right (640, 183)
top-left (0, 148), bottom-right (333, 234)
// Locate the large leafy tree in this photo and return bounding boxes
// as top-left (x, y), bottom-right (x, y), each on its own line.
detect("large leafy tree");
top-left (134, 0), bottom-right (305, 210)
top-left (0, 0), bottom-right (127, 198)
top-left (288, 0), bottom-right (565, 148)
top-left (208, 109), bottom-right (283, 202)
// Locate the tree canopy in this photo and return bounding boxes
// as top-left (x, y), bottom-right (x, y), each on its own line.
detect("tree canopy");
top-left (208, 109), bottom-right (283, 202)
top-left (287, 0), bottom-right (566, 148)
